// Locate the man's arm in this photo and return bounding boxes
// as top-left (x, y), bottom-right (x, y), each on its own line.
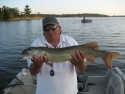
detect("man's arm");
top-left (75, 61), bottom-right (87, 73)
top-left (29, 63), bottom-right (42, 76)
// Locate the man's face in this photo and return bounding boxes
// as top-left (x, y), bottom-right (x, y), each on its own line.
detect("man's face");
top-left (43, 24), bottom-right (61, 41)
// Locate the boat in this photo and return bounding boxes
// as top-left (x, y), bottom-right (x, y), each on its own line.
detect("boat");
top-left (81, 16), bottom-right (92, 23)
top-left (1, 67), bottom-right (125, 94)
top-left (81, 19), bottom-right (92, 23)
top-left (78, 67), bottom-right (125, 94)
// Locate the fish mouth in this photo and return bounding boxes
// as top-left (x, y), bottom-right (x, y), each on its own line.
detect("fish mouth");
top-left (18, 57), bottom-right (24, 60)
top-left (18, 55), bottom-right (32, 60)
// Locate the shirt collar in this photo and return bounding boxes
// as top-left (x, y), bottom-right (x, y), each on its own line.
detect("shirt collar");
top-left (42, 34), bottom-right (65, 48)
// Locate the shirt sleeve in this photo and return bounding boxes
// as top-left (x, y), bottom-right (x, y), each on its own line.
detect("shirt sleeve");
top-left (27, 59), bottom-right (32, 67)
top-left (27, 39), bottom-right (40, 67)
top-left (64, 35), bottom-right (79, 46)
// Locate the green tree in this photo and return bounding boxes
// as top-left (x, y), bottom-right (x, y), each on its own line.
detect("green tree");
top-left (20, 11), bottom-right (24, 17)
top-left (2, 5), bottom-right (13, 20)
top-left (36, 12), bottom-right (40, 17)
top-left (0, 8), bottom-right (4, 20)
top-left (10, 7), bottom-right (20, 18)
top-left (24, 5), bottom-right (31, 17)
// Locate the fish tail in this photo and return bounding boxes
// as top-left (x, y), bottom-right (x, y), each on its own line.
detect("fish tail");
top-left (102, 52), bottom-right (122, 69)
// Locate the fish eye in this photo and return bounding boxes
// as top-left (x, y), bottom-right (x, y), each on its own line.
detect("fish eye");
top-left (28, 48), bottom-right (31, 51)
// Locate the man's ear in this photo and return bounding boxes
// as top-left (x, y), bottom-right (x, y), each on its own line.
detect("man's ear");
top-left (58, 25), bottom-right (62, 34)
top-left (60, 30), bottom-right (62, 34)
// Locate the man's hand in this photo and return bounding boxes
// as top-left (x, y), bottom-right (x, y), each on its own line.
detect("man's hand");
top-left (70, 51), bottom-right (84, 66)
top-left (29, 54), bottom-right (48, 76)
top-left (32, 54), bottom-right (49, 66)
top-left (70, 51), bottom-right (87, 73)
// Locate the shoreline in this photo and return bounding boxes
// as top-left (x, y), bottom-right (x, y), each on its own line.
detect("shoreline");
top-left (0, 17), bottom-right (43, 22)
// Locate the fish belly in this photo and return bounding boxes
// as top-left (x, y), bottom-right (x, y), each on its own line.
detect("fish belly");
top-left (46, 52), bottom-right (72, 63)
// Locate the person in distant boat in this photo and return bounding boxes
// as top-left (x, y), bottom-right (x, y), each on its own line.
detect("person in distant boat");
top-left (27, 16), bottom-right (87, 94)
top-left (83, 16), bottom-right (85, 20)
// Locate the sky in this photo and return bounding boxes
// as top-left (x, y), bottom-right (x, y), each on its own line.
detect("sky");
top-left (0, 0), bottom-right (125, 16)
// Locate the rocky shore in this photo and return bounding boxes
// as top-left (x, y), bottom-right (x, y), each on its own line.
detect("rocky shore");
top-left (0, 17), bottom-right (43, 22)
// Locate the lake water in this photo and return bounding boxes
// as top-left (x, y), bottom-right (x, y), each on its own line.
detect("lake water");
top-left (0, 17), bottom-right (125, 81)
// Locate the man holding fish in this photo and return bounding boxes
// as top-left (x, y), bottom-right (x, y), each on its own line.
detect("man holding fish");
top-left (27, 16), bottom-right (87, 94)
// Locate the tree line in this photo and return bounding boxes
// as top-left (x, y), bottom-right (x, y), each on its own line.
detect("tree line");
top-left (0, 5), bottom-right (37, 21)
top-left (40, 13), bottom-right (109, 17)
top-left (0, 5), bottom-right (112, 21)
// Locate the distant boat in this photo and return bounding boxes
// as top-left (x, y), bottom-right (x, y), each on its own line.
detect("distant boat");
top-left (81, 16), bottom-right (92, 23)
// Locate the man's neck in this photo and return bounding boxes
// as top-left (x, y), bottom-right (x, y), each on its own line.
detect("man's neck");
top-left (48, 39), bottom-right (60, 48)
top-left (45, 35), bottom-right (60, 48)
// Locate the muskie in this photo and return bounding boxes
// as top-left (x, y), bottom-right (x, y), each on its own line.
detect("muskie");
top-left (20, 42), bottom-right (121, 69)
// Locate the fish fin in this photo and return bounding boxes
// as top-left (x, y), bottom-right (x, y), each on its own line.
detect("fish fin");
top-left (84, 42), bottom-right (99, 50)
top-left (102, 57), bottom-right (112, 69)
top-left (86, 56), bottom-right (95, 63)
top-left (106, 52), bottom-right (122, 59)
top-left (102, 52), bottom-right (122, 69)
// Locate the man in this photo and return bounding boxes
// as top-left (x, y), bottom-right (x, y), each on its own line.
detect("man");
top-left (27, 16), bottom-right (87, 94)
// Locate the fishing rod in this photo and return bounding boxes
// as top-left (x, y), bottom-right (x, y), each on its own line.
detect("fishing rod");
top-left (0, 69), bottom-right (36, 89)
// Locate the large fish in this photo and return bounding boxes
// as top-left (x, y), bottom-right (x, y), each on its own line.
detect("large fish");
top-left (20, 42), bottom-right (121, 69)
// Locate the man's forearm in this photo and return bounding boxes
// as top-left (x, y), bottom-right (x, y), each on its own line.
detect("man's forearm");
top-left (76, 61), bottom-right (87, 73)
top-left (29, 63), bottom-right (42, 76)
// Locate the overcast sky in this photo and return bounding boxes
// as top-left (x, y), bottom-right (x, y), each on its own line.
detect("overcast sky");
top-left (0, 0), bottom-right (125, 16)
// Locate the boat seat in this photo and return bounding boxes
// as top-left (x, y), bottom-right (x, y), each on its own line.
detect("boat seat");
top-left (105, 74), bottom-right (124, 94)
top-left (83, 84), bottom-right (105, 94)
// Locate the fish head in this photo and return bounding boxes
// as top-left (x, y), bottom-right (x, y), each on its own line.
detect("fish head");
top-left (28, 48), bottom-right (38, 55)
top-left (28, 47), bottom-right (46, 58)
top-left (21, 47), bottom-right (46, 59)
